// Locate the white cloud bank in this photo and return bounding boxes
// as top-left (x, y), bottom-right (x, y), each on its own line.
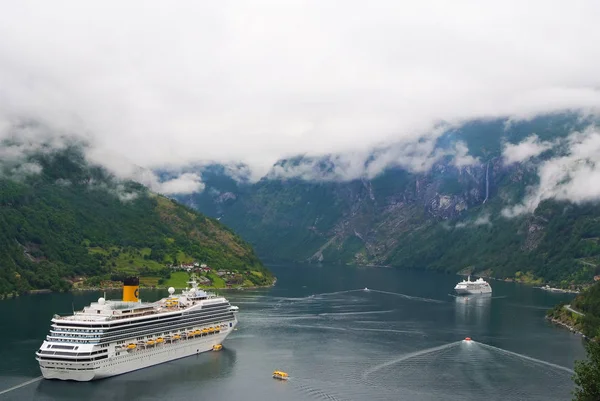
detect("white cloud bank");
top-left (267, 136), bottom-right (478, 181)
top-left (503, 128), bottom-right (600, 217)
top-left (85, 148), bottom-right (205, 195)
top-left (0, 0), bottom-right (600, 180)
top-left (455, 213), bottom-right (492, 228)
top-left (502, 135), bottom-right (555, 164)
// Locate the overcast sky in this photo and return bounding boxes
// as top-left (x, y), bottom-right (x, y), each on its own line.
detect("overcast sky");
top-left (1, 0), bottom-right (600, 182)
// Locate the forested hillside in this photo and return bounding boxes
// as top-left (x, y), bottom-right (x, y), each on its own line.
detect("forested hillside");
top-left (571, 283), bottom-right (600, 339)
top-left (548, 282), bottom-right (600, 340)
top-left (0, 145), bottom-right (272, 296)
top-left (175, 113), bottom-right (600, 287)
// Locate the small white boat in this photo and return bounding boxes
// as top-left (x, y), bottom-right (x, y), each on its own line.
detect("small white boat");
top-left (454, 276), bottom-right (492, 295)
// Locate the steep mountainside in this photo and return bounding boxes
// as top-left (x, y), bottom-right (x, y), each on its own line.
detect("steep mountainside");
top-left (0, 146), bottom-right (272, 296)
top-left (175, 114), bottom-right (600, 287)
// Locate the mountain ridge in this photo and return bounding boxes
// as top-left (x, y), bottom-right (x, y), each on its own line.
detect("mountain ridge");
top-left (173, 113), bottom-right (600, 287)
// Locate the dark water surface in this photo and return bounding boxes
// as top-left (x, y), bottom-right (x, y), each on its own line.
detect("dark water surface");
top-left (0, 264), bottom-right (586, 400)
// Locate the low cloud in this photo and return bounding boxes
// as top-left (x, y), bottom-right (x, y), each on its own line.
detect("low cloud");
top-left (503, 127), bottom-right (600, 217)
top-left (473, 213), bottom-right (492, 226)
top-left (0, 122), bottom-right (77, 179)
top-left (502, 134), bottom-right (555, 164)
top-left (86, 179), bottom-right (140, 202)
top-left (455, 213), bottom-right (492, 228)
top-left (267, 137), bottom-right (478, 182)
top-left (153, 173), bottom-right (205, 195)
top-left (9, 162), bottom-right (43, 178)
top-left (85, 148), bottom-right (205, 195)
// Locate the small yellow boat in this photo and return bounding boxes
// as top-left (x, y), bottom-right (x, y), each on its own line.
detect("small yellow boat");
top-left (214, 326), bottom-right (221, 332)
top-left (212, 344), bottom-right (223, 351)
top-left (194, 330), bottom-right (202, 335)
top-left (173, 334), bottom-right (181, 340)
top-left (156, 337), bottom-right (164, 343)
top-left (273, 371), bottom-right (289, 380)
top-left (188, 331), bottom-right (196, 337)
top-left (126, 343), bottom-right (136, 349)
top-left (147, 340), bottom-right (155, 345)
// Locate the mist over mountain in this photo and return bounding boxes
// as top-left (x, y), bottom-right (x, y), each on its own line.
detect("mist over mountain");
top-left (171, 113), bottom-right (600, 286)
top-left (0, 140), bottom-right (270, 296)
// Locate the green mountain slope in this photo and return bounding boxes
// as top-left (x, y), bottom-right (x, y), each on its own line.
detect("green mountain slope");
top-left (177, 113), bottom-right (600, 287)
top-left (0, 146), bottom-right (272, 296)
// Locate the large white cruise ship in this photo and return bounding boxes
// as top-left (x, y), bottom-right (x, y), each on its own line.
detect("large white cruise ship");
top-left (454, 276), bottom-right (492, 295)
top-left (36, 275), bottom-right (238, 381)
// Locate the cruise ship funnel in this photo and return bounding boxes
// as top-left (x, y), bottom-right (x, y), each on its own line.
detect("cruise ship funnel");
top-left (123, 277), bottom-right (140, 302)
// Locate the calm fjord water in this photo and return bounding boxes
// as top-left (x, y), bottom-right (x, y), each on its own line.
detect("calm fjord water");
top-left (0, 264), bottom-right (586, 401)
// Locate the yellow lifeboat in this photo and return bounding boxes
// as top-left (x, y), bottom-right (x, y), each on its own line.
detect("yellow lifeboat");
top-left (188, 331), bottom-right (196, 337)
top-left (202, 328), bottom-right (209, 334)
top-left (146, 340), bottom-right (155, 345)
top-left (156, 337), bottom-right (164, 343)
top-left (214, 326), bottom-right (221, 332)
top-left (273, 371), bottom-right (289, 380)
top-left (212, 344), bottom-right (223, 351)
top-left (127, 343), bottom-right (136, 349)
top-left (193, 330), bottom-right (202, 335)
top-left (208, 327), bottom-right (214, 333)
top-left (173, 334), bottom-right (181, 340)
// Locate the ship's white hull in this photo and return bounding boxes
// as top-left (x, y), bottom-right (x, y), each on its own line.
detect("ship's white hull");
top-left (454, 287), bottom-right (492, 295)
top-left (39, 326), bottom-right (234, 381)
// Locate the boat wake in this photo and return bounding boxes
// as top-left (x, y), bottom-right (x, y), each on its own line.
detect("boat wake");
top-left (310, 289), bottom-right (363, 298)
top-left (365, 289), bottom-right (446, 304)
top-left (362, 340), bottom-right (574, 400)
top-left (476, 343), bottom-right (574, 374)
top-left (307, 288), bottom-right (445, 304)
top-left (317, 310), bottom-right (395, 317)
top-left (0, 376), bottom-right (42, 396)
top-left (362, 341), bottom-right (462, 379)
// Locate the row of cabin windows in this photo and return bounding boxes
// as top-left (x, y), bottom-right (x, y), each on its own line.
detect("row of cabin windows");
top-left (91, 314), bottom-right (233, 343)
top-left (52, 308), bottom-right (230, 336)
top-left (53, 303), bottom-right (229, 330)
top-left (49, 319), bottom-right (232, 344)
top-left (50, 314), bottom-right (232, 343)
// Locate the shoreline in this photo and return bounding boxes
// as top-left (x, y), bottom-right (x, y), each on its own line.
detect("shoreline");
top-left (546, 316), bottom-right (587, 338)
top-left (21, 277), bottom-right (277, 297)
top-left (456, 272), bottom-right (583, 292)
top-left (535, 285), bottom-right (580, 294)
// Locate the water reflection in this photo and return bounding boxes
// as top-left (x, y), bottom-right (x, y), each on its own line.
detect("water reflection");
top-left (32, 348), bottom-right (237, 401)
top-left (454, 293), bottom-right (492, 327)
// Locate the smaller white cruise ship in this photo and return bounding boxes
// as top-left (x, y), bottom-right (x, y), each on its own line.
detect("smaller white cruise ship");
top-left (454, 276), bottom-right (492, 295)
